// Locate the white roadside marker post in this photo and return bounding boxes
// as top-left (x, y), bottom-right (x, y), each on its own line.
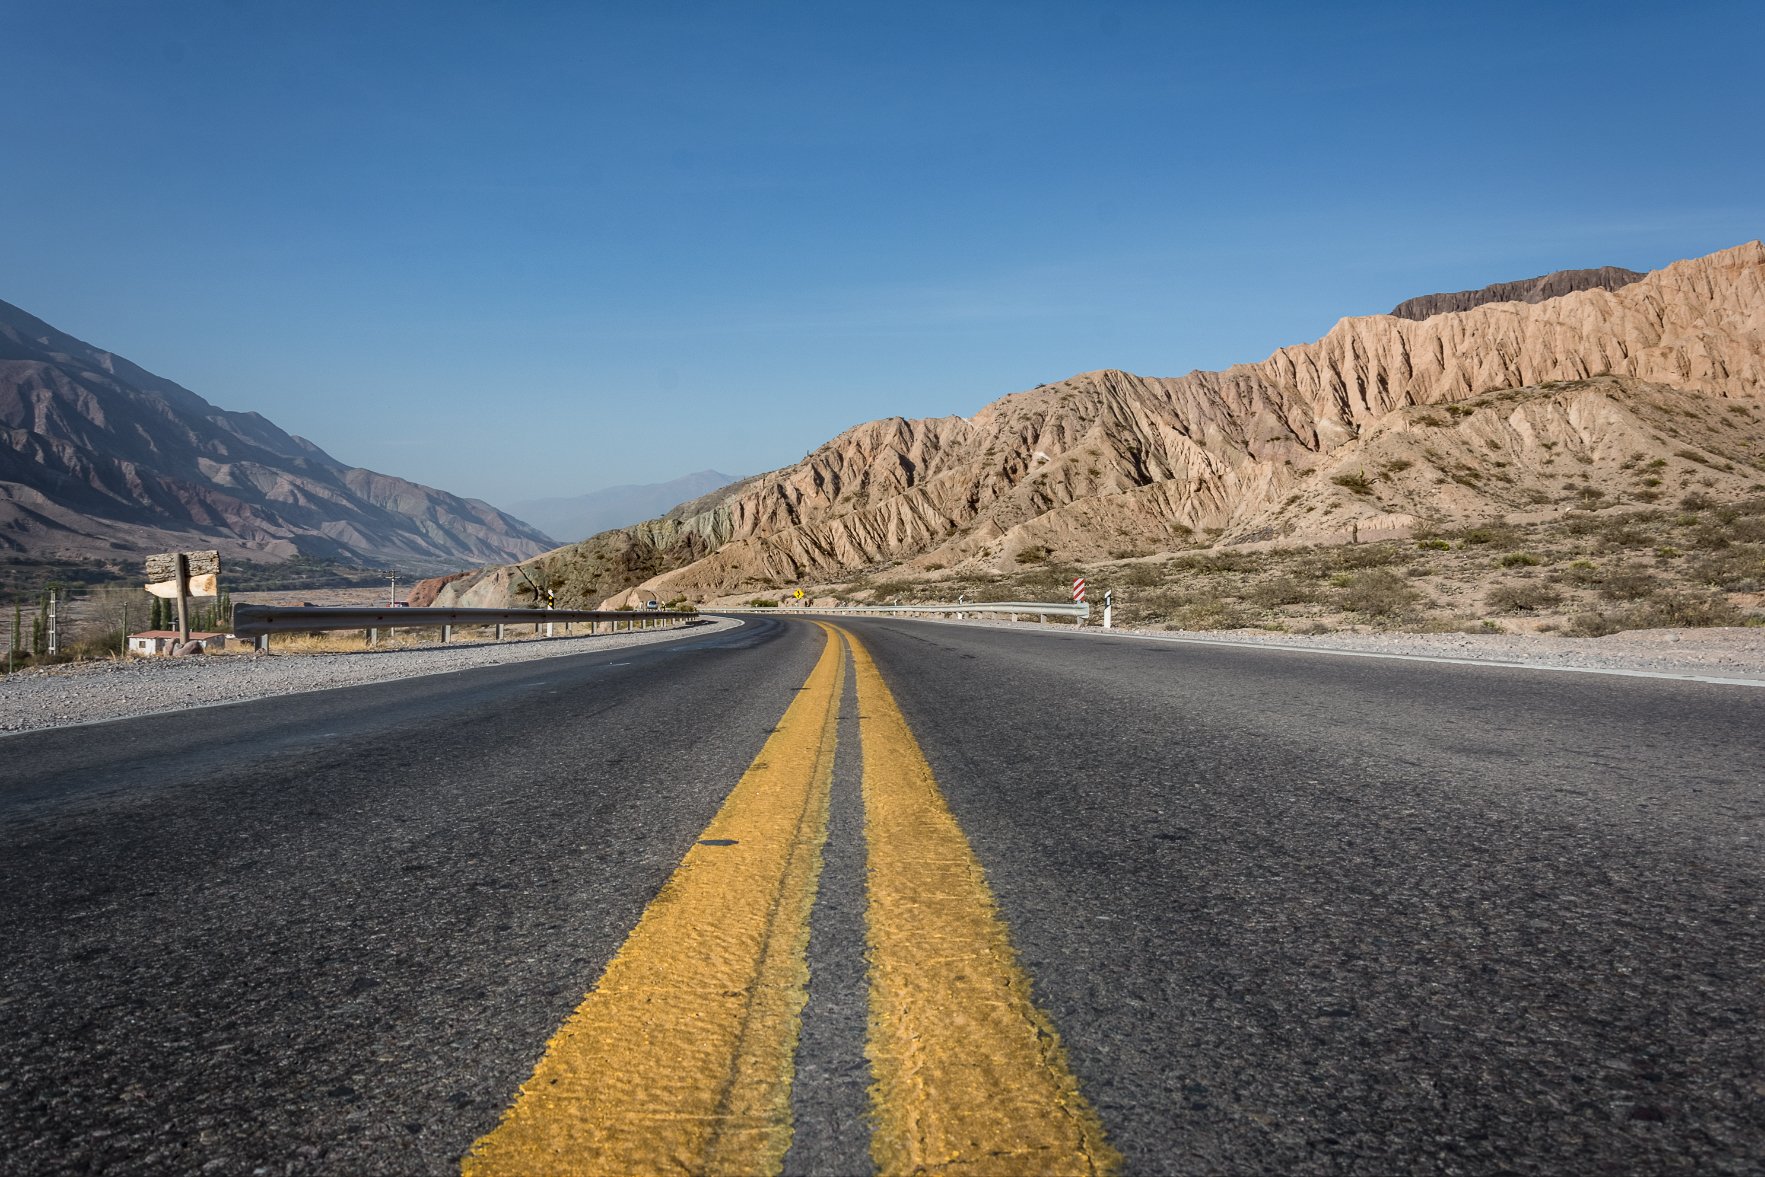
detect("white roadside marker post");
top-left (1103, 589), bottom-right (1113, 630)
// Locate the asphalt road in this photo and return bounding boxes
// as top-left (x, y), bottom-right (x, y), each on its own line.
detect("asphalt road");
top-left (2, 616), bottom-right (1760, 1174)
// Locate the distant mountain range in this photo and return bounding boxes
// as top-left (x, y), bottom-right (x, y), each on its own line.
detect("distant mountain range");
top-left (507, 470), bottom-right (742, 543)
top-left (421, 242), bottom-right (1765, 609)
top-left (0, 298), bottom-right (553, 573)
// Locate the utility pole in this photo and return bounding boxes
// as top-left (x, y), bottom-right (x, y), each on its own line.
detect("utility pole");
top-left (387, 570), bottom-right (398, 607)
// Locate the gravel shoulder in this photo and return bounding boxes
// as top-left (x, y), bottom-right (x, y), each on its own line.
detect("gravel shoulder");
top-left (0, 618), bottom-right (742, 736)
top-left (914, 615), bottom-right (1765, 683)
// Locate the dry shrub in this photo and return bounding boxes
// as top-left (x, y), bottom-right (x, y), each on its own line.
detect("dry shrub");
top-left (1635, 592), bottom-right (1746, 628)
top-left (1337, 569), bottom-right (1421, 618)
top-left (1597, 567), bottom-right (1661, 602)
top-left (1485, 582), bottom-right (1563, 613)
top-left (1248, 576), bottom-right (1319, 608)
top-left (1688, 546), bottom-right (1765, 592)
top-left (1334, 544), bottom-right (1406, 569)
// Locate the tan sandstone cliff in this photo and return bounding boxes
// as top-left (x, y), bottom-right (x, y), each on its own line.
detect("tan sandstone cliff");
top-left (427, 241), bottom-right (1765, 608)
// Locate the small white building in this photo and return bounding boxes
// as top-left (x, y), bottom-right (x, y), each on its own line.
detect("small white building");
top-left (128, 630), bottom-right (228, 655)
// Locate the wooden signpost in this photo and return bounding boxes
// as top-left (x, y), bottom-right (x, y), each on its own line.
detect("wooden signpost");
top-left (145, 550), bottom-right (220, 645)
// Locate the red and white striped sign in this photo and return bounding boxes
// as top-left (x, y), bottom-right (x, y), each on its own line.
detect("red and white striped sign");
top-left (1072, 577), bottom-right (1086, 603)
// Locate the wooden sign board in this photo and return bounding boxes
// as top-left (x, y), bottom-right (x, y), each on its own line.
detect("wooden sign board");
top-left (146, 573), bottom-right (218, 599)
top-left (145, 550), bottom-right (220, 581)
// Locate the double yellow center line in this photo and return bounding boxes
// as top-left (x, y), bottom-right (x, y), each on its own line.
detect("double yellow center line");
top-left (463, 623), bottom-right (1117, 1176)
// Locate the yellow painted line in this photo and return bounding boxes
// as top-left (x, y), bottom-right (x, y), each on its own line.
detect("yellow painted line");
top-left (463, 622), bottom-right (847, 1177)
top-left (833, 623), bottom-right (1120, 1177)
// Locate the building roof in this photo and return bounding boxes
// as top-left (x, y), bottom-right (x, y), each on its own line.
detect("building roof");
top-left (129, 631), bottom-right (228, 639)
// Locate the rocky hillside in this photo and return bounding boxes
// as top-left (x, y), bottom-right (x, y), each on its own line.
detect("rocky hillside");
top-left (0, 299), bottom-right (554, 573)
top-left (427, 242), bottom-right (1765, 609)
top-left (1389, 265), bottom-right (1644, 320)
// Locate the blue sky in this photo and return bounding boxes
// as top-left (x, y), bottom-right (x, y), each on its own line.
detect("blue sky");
top-left (4, 0), bottom-right (1761, 511)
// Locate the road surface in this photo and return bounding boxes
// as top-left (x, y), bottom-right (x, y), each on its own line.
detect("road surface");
top-left (2, 616), bottom-right (1759, 1174)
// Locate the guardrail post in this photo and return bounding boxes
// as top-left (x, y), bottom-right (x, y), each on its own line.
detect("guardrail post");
top-left (496, 624), bottom-right (505, 640)
top-left (442, 624), bottom-right (452, 643)
top-left (255, 635), bottom-right (269, 653)
top-left (366, 627), bottom-right (377, 646)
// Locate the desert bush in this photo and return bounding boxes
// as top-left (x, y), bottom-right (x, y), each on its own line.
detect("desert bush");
top-left (1331, 471), bottom-right (1375, 495)
top-left (1555, 559), bottom-right (1603, 586)
top-left (866, 579), bottom-right (916, 599)
top-left (1597, 567), bottom-right (1661, 602)
top-left (1449, 524), bottom-right (1519, 549)
top-left (1687, 545), bottom-right (1765, 592)
top-left (1634, 592), bottom-right (1746, 628)
top-left (1381, 458), bottom-right (1414, 474)
top-left (1562, 512), bottom-right (1601, 536)
top-left (1727, 515), bottom-right (1765, 543)
top-left (1170, 552), bottom-right (1260, 575)
top-left (1247, 576), bottom-right (1319, 608)
top-left (1599, 527), bottom-right (1651, 550)
top-left (1566, 611), bottom-right (1624, 638)
top-left (1485, 582), bottom-right (1563, 613)
top-left (1169, 597), bottom-right (1257, 630)
top-left (748, 598), bottom-right (778, 608)
top-left (1334, 543), bottom-right (1405, 569)
top-left (1499, 552), bottom-right (1541, 568)
top-left (1680, 491), bottom-right (1714, 510)
top-left (1111, 564), bottom-right (1168, 588)
top-left (1137, 589), bottom-right (1254, 630)
top-left (1416, 538), bottom-right (1451, 551)
top-left (1688, 524), bottom-right (1733, 552)
top-left (1337, 569), bottom-right (1421, 619)
top-left (1014, 546), bottom-right (1049, 564)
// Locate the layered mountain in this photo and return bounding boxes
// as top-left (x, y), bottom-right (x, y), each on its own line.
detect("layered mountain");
top-left (506, 470), bottom-right (742, 543)
top-left (425, 242), bottom-right (1765, 609)
top-left (0, 298), bottom-right (554, 572)
top-left (1389, 265), bottom-right (1643, 320)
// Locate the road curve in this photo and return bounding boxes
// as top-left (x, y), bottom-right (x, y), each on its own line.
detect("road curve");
top-left (1, 615), bottom-right (1759, 1174)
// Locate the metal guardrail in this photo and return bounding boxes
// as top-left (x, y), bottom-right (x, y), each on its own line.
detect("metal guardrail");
top-left (712, 600), bottom-right (1090, 622)
top-left (822, 600), bottom-right (1089, 620)
top-left (232, 604), bottom-right (698, 647)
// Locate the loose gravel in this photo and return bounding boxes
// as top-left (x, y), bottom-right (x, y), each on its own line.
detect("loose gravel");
top-left (6, 614), bottom-right (1762, 738)
top-left (921, 616), bottom-right (1765, 683)
top-left (0, 618), bottom-right (742, 736)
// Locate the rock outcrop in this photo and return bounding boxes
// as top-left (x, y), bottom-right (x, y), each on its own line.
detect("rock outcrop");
top-left (433, 242), bottom-right (1765, 608)
top-left (0, 298), bottom-right (554, 571)
top-left (1390, 265), bottom-right (1644, 320)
